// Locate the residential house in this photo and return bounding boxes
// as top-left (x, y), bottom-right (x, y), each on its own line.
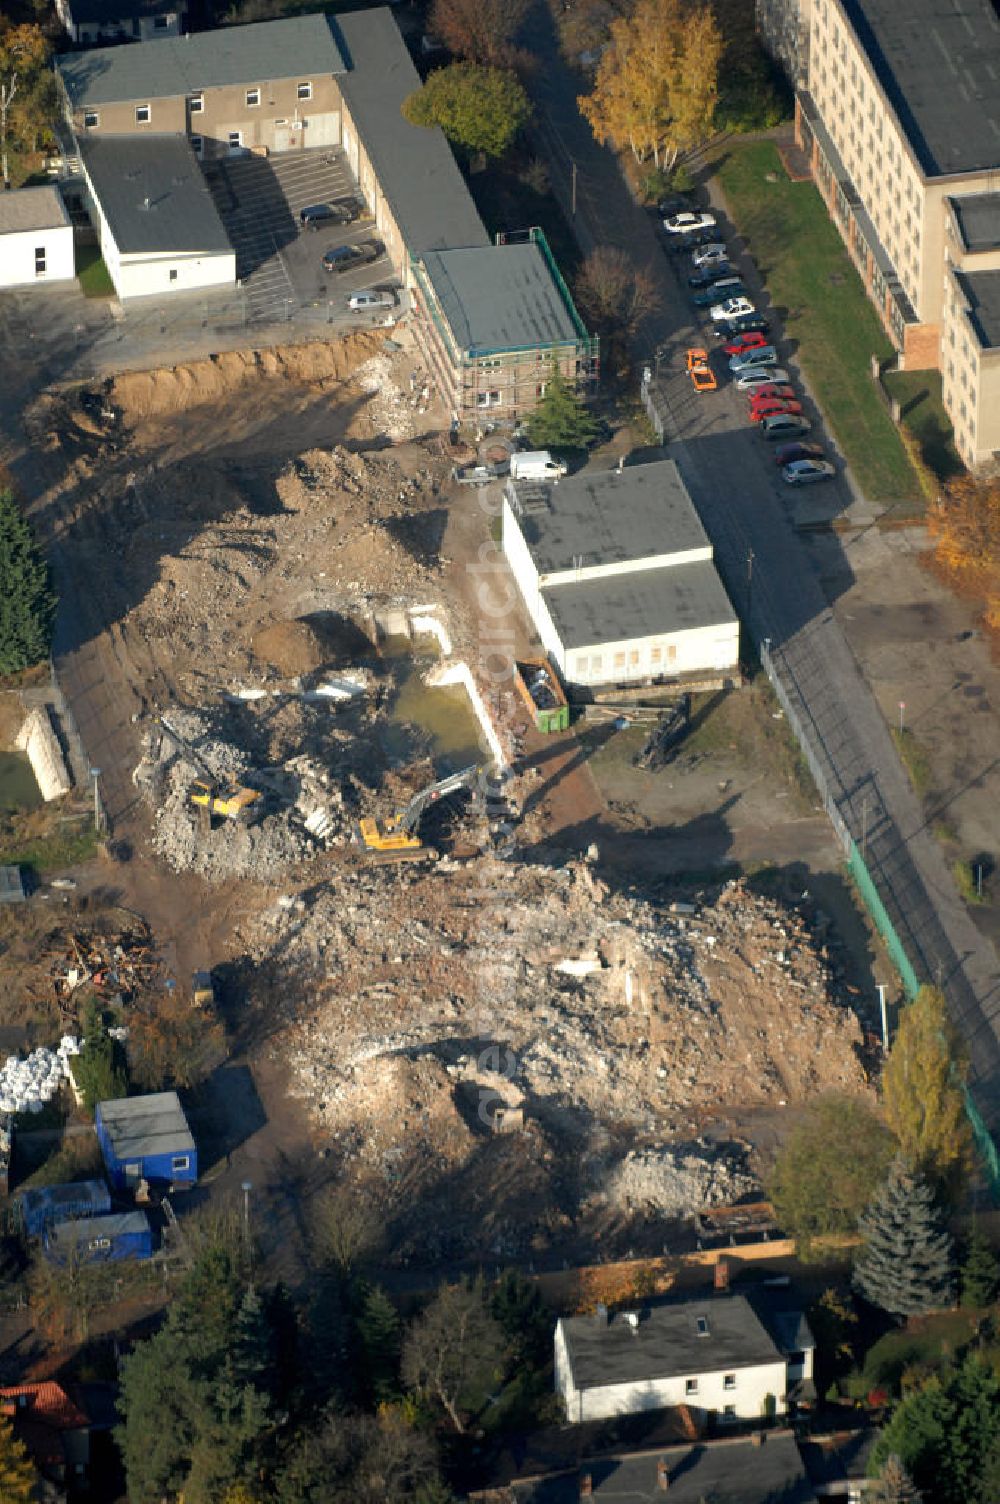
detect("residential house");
top-left (554, 1295), bottom-right (813, 1425)
top-left (0, 187), bottom-right (75, 290)
top-left (502, 458), bottom-right (739, 696)
top-left (756, 0), bottom-right (1000, 471)
top-left (95, 1090), bottom-right (197, 1190)
top-left (0, 1382), bottom-right (92, 1492)
top-left (55, 0), bottom-right (187, 46)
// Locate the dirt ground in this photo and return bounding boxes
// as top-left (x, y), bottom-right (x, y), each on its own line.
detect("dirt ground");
top-left (0, 330), bottom-right (890, 1280)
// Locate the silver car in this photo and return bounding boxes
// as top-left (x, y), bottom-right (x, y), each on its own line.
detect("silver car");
top-left (781, 458), bottom-right (835, 485)
top-left (734, 367), bottom-right (790, 390)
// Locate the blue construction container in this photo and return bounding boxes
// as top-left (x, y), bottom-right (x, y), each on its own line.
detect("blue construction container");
top-left (18, 1180), bottom-right (111, 1240)
top-left (45, 1209), bottom-right (154, 1265)
top-left (95, 1092), bottom-right (197, 1192)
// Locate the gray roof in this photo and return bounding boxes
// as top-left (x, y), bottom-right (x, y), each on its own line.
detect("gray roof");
top-left (841, 0), bottom-right (1000, 177)
top-left (559, 1296), bottom-right (783, 1392)
top-left (0, 185), bottom-right (70, 235)
top-left (57, 13), bottom-right (345, 106)
top-left (19, 1180), bottom-right (110, 1218)
top-left (955, 268), bottom-right (1000, 349)
top-left (97, 1090), bottom-right (195, 1159)
top-left (79, 134), bottom-right (231, 255)
top-left (47, 1210), bottom-right (151, 1246)
top-left (543, 561), bottom-right (737, 651)
top-left (508, 460), bottom-right (711, 578)
top-left (335, 8), bottom-right (489, 257)
top-left (950, 192), bottom-right (1000, 252)
top-left (510, 1433), bottom-right (816, 1504)
top-left (421, 244), bottom-right (581, 354)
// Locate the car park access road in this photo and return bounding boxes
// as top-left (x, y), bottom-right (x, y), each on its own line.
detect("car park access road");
top-left (522, 0), bottom-right (1000, 1134)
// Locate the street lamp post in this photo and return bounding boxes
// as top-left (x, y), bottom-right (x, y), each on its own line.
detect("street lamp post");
top-left (89, 767), bottom-right (101, 832)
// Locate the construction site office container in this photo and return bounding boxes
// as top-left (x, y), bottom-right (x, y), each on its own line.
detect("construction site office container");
top-left (44, 1209), bottom-right (154, 1265)
top-left (18, 1179), bottom-right (112, 1240)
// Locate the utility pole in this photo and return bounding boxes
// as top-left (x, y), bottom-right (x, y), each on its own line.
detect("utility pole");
top-left (861, 792), bottom-right (869, 860)
top-left (89, 767), bottom-right (101, 832)
top-left (571, 160), bottom-right (577, 218)
top-left (746, 546), bottom-right (755, 625)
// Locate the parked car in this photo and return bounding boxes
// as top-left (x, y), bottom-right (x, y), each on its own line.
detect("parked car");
top-left (348, 289), bottom-right (396, 311)
top-left (715, 313), bottom-right (770, 338)
top-left (722, 331), bottom-right (769, 356)
top-left (711, 296), bottom-right (755, 323)
top-left (749, 397), bottom-right (804, 422)
top-left (657, 195), bottom-right (689, 217)
top-left (760, 413), bottom-right (811, 440)
top-left (774, 441), bottom-right (826, 465)
top-left (746, 382), bottom-right (797, 403)
top-left (688, 263), bottom-right (734, 289)
top-left (693, 281), bottom-right (745, 309)
top-left (322, 239), bottom-right (384, 273)
top-left (729, 344), bottom-right (777, 372)
top-left (781, 458), bottom-right (835, 485)
top-left (300, 202), bottom-right (354, 230)
top-left (690, 243), bottom-right (728, 268)
top-left (663, 210), bottom-right (716, 234)
top-left (735, 367), bottom-right (790, 390)
top-left (686, 348), bottom-right (716, 392)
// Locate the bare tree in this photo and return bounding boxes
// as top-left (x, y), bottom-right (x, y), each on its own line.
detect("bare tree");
top-left (429, 0), bottom-right (529, 67)
top-left (574, 246), bottom-right (661, 375)
top-left (401, 1278), bottom-right (506, 1433)
top-left (309, 1183), bottom-right (383, 1277)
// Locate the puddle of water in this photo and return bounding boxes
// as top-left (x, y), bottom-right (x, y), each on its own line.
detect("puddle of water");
top-left (0, 751), bottom-right (43, 812)
top-left (378, 638), bottom-right (484, 774)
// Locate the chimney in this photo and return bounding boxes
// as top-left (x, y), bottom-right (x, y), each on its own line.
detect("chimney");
top-left (579, 1472), bottom-right (593, 1499)
top-left (623, 1310), bottom-right (640, 1334)
top-left (657, 1458), bottom-right (669, 1491)
top-left (595, 1303), bottom-right (608, 1325)
top-left (714, 1258), bottom-right (731, 1291)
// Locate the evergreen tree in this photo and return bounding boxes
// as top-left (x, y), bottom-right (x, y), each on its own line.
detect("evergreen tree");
top-left (526, 366), bottom-right (600, 451)
top-left (0, 487), bottom-right (56, 675)
top-left (870, 1355), bottom-right (1000, 1504)
top-left (490, 1268), bottom-right (550, 1368)
top-left (356, 1284), bottom-right (402, 1403)
top-left (72, 996), bottom-right (128, 1113)
top-left (853, 1159), bottom-right (956, 1317)
top-left (872, 1453), bottom-right (922, 1504)
top-left (0, 1411), bottom-right (38, 1504)
top-left (960, 1224), bottom-right (1000, 1308)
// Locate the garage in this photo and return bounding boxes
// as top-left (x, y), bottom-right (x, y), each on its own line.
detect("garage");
top-left (303, 112), bottom-right (340, 147)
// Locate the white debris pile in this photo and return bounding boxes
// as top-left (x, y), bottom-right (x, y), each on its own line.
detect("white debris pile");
top-left (350, 355), bottom-right (418, 442)
top-left (0, 1037), bottom-right (80, 1116)
top-left (604, 1141), bottom-right (758, 1218)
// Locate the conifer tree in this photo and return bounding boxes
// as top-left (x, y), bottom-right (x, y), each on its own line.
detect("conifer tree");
top-left (960, 1224), bottom-right (1000, 1308)
top-left (872, 1453), bottom-right (922, 1504)
top-left (0, 487), bottom-right (55, 674)
top-left (526, 366), bottom-right (600, 451)
top-left (853, 1159), bottom-right (956, 1317)
top-left (357, 1284), bottom-right (402, 1404)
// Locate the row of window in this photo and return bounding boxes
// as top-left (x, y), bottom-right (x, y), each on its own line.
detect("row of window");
top-left (573, 644), bottom-right (680, 678)
top-left (82, 80), bottom-right (314, 128)
top-left (685, 1374), bottom-right (739, 1395)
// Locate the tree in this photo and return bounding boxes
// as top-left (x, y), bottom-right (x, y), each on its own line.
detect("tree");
top-left (578, 0), bottom-right (722, 170)
top-left (275, 1407), bottom-right (445, 1504)
top-left (881, 986), bottom-right (971, 1196)
top-left (401, 1277), bottom-right (506, 1433)
top-left (72, 996), bottom-right (128, 1113)
top-left (574, 247), bottom-right (660, 377)
top-left (356, 1284), bottom-right (402, 1403)
top-left (310, 1183), bottom-right (382, 1278)
top-left (0, 487), bottom-right (55, 675)
top-left (128, 989), bottom-right (225, 1091)
top-left (853, 1159), bottom-right (956, 1318)
top-left (768, 1094), bottom-right (896, 1258)
top-left (871, 1453), bottom-right (922, 1504)
top-left (0, 23), bottom-right (52, 188)
top-left (490, 1268), bottom-right (550, 1369)
top-left (402, 63), bottom-right (531, 160)
top-left (928, 475), bottom-right (1000, 631)
top-left (526, 366), bottom-right (600, 451)
top-left (870, 1356), bottom-right (1000, 1504)
top-left (807, 1285), bottom-right (858, 1390)
top-left (960, 1224), bottom-right (1000, 1308)
top-left (0, 1410), bottom-right (38, 1503)
top-left (429, 0), bottom-right (528, 68)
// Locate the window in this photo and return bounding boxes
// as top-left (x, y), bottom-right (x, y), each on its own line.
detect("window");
top-left (171, 1154), bottom-right (191, 1173)
top-left (228, 131), bottom-right (243, 151)
top-left (685, 1379), bottom-right (699, 1396)
top-left (475, 391), bottom-right (500, 408)
top-left (190, 134), bottom-right (203, 156)
top-left (136, 104), bottom-right (151, 123)
top-left (34, 247), bottom-right (46, 277)
top-left (723, 1405), bottom-right (737, 1419)
top-left (628, 649), bottom-right (639, 668)
top-left (613, 651), bottom-right (626, 671)
top-left (590, 655), bottom-right (602, 674)
top-left (696, 1316), bottom-right (710, 1336)
top-left (724, 1374), bottom-right (737, 1390)
top-left (246, 87), bottom-right (261, 107)
top-left (154, 13), bottom-right (168, 27)
top-left (650, 646), bottom-right (662, 666)
top-left (83, 110), bottom-right (99, 128)
top-left (169, 269), bottom-right (178, 282)
top-left (190, 93), bottom-right (203, 113)
top-left (297, 81), bottom-right (312, 100)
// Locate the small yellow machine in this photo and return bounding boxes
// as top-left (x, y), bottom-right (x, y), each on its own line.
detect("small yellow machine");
top-left (357, 765), bottom-right (481, 862)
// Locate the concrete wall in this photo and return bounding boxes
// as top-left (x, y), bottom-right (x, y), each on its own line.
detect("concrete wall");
top-left (115, 247), bottom-right (236, 299)
top-left (15, 708), bottom-right (71, 801)
top-left (559, 620), bottom-right (741, 689)
top-left (0, 224), bottom-right (74, 289)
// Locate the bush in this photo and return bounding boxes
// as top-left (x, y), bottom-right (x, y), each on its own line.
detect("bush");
top-left (0, 487), bottom-right (56, 675)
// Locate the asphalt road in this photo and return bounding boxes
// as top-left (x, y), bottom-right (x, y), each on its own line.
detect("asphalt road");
top-left (521, 0), bottom-right (1000, 1137)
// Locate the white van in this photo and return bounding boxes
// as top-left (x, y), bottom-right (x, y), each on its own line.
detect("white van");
top-left (509, 450), bottom-right (568, 482)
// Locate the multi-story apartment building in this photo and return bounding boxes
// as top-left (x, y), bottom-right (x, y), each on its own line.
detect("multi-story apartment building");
top-left (757, 0), bottom-right (1000, 472)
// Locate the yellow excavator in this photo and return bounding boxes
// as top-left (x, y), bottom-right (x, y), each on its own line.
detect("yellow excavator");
top-left (357, 764), bottom-right (482, 862)
top-left (158, 717), bottom-right (263, 826)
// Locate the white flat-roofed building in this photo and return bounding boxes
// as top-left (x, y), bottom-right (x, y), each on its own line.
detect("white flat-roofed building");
top-left (0, 187), bottom-right (75, 290)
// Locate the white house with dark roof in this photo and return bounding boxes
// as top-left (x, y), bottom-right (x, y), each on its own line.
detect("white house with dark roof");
top-left (0, 187), bottom-right (75, 290)
top-left (555, 1295), bottom-right (813, 1426)
top-left (55, 0), bottom-right (187, 46)
top-left (77, 133), bottom-right (235, 299)
top-left (502, 458), bottom-right (739, 694)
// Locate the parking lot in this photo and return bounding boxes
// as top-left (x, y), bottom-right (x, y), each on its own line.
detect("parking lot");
top-left (204, 147), bottom-right (396, 323)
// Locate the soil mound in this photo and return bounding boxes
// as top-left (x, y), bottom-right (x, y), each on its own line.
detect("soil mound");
top-left (252, 619), bottom-right (328, 677)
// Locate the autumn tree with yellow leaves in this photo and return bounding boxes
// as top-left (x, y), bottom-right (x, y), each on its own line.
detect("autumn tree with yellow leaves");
top-left (0, 1411), bottom-right (38, 1504)
top-left (881, 985), bottom-right (972, 1199)
top-left (578, 0), bottom-right (722, 171)
top-left (928, 473), bottom-right (1000, 631)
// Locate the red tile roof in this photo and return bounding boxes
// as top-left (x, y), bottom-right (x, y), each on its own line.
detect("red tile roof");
top-left (0, 1382), bottom-right (89, 1431)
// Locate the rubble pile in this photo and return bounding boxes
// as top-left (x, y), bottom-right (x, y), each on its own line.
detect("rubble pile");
top-left (604, 1141), bottom-right (758, 1216)
top-left (349, 354), bottom-right (425, 442)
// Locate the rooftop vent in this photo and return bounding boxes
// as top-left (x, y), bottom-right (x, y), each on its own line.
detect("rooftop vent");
top-left (696, 1315), bottom-right (710, 1337)
top-left (141, 196), bottom-right (152, 211)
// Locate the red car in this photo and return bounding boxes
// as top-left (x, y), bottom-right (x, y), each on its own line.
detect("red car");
top-left (748, 397), bottom-right (804, 422)
top-left (722, 331), bottom-right (769, 356)
top-left (745, 382), bottom-right (795, 403)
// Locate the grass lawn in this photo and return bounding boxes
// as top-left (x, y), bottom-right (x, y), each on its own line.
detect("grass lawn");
top-left (76, 244), bottom-right (115, 298)
top-left (714, 142), bottom-right (922, 510)
top-left (882, 368), bottom-right (964, 485)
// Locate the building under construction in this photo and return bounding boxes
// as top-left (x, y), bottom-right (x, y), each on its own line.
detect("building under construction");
top-left (411, 229), bottom-right (599, 425)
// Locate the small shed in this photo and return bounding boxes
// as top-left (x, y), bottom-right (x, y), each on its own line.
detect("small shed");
top-left (0, 867), bottom-right (25, 905)
top-left (18, 1180), bottom-right (112, 1241)
top-left (95, 1091), bottom-right (196, 1191)
top-left (0, 186), bottom-right (75, 290)
top-left (45, 1209), bottom-right (154, 1265)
